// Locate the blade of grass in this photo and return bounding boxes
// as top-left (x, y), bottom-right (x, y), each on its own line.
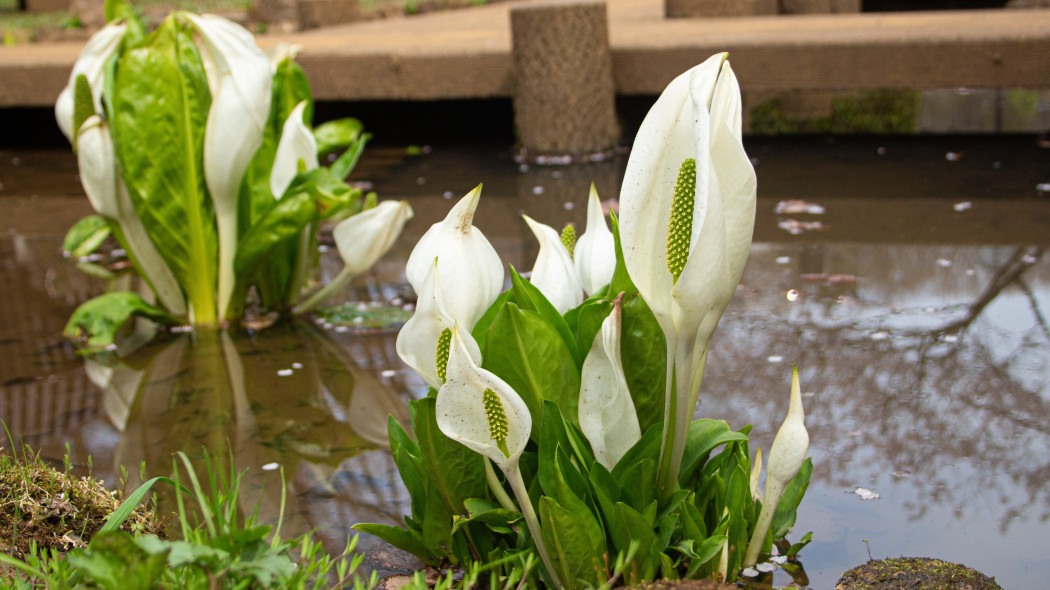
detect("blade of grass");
top-left (99, 476), bottom-right (195, 533)
top-left (176, 451), bottom-right (217, 537)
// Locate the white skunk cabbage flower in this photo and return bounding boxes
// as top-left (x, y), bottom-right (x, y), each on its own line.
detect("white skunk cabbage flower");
top-left (333, 200), bottom-right (413, 275)
top-left (618, 53), bottom-right (757, 493)
top-left (573, 184), bottom-right (615, 296)
top-left (182, 12), bottom-right (272, 320)
top-left (396, 259), bottom-right (482, 390)
top-left (523, 215), bottom-right (583, 314)
top-left (77, 116), bottom-right (186, 315)
top-left (743, 366), bottom-right (809, 567)
top-left (578, 297), bottom-right (641, 470)
top-left (405, 186), bottom-right (504, 330)
top-left (270, 100), bottom-right (319, 199)
top-left (265, 42), bottom-right (302, 69)
top-left (436, 325), bottom-right (531, 471)
top-left (55, 22), bottom-right (127, 143)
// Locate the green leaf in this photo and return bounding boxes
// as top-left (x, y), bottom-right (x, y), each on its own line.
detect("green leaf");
top-left (679, 419), bottom-right (749, 486)
top-left (618, 458), bottom-right (656, 514)
top-left (539, 496), bottom-right (606, 589)
top-left (611, 421), bottom-right (662, 482)
top-left (786, 531), bottom-right (813, 557)
top-left (422, 482), bottom-right (455, 558)
top-left (329, 132), bottom-right (371, 181)
top-left (772, 457), bottom-right (813, 540)
top-left (104, 0), bottom-right (146, 43)
top-left (411, 397), bottom-right (488, 515)
top-left (507, 266), bottom-right (581, 367)
top-left (314, 117), bottom-right (363, 155)
top-left (111, 18), bottom-right (217, 323)
top-left (389, 415), bottom-right (427, 519)
top-left (100, 476), bottom-right (192, 533)
top-left (67, 531), bottom-right (168, 590)
top-left (471, 290), bottom-right (511, 355)
top-left (482, 302), bottom-right (581, 435)
top-left (73, 73), bottom-right (93, 149)
top-left (234, 168), bottom-right (362, 278)
top-left (63, 215), bottom-right (111, 258)
top-left (571, 298), bottom-right (612, 362)
top-left (351, 523), bottom-right (434, 564)
top-left (64, 292), bottom-right (180, 352)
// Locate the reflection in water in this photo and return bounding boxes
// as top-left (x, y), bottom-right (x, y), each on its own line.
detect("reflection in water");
top-left (3, 138), bottom-right (1050, 588)
top-left (83, 319), bottom-right (417, 570)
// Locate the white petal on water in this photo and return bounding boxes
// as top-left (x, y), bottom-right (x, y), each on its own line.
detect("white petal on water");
top-left (291, 362), bottom-right (303, 369)
top-left (563, 201), bottom-right (574, 210)
top-left (443, 191), bottom-right (454, 199)
top-left (770, 555), bottom-right (788, 564)
top-left (942, 334), bottom-right (959, 343)
top-left (532, 186), bottom-right (544, 195)
top-left (277, 369), bottom-right (293, 376)
top-left (870, 331), bottom-right (889, 340)
top-left (775, 256), bottom-right (791, 264)
top-left (1022, 254), bottom-right (1038, 264)
top-left (945, 152), bottom-right (962, 161)
top-left (953, 201), bottom-right (972, 212)
top-left (853, 487), bottom-right (881, 500)
top-left (381, 369), bottom-right (397, 378)
top-left (1035, 183), bottom-right (1049, 192)
top-left (262, 462), bottom-right (279, 471)
top-left (937, 258), bottom-right (952, 267)
top-left (756, 562), bottom-right (776, 573)
top-left (767, 355), bottom-right (783, 363)
top-left (741, 567), bottom-right (759, 578)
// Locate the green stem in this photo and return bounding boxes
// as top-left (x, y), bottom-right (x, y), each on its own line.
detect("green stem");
top-left (743, 481), bottom-right (784, 568)
top-left (505, 464), bottom-right (561, 589)
top-left (656, 364), bottom-right (679, 505)
top-left (484, 459), bottom-right (517, 513)
top-left (293, 266), bottom-right (355, 315)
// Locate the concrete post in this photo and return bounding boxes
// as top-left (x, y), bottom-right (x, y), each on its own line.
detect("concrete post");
top-left (665, 0), bottom-right (776, 18)
top-left (510, 0), bottom-right (620, 160)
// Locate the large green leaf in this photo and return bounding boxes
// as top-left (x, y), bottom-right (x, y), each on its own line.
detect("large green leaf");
top-left (507, 266), bottom-right (581, 367)
top-left (482, 302), bottom-right (581, 435)
top-left (233, 168), bottom-right (361, 279)
top-left (772, 457), bottom-right (813, 540)
top-left (678, 419), bottom-right (749, 486)
top-left (539, 496), bottom-right (606, 590)
top-left (351, 523), bottom-right (434, 564)
top-left (64, 292), bottom-right (180, 352)
top-left (314, 117), bottom-right (362, 156)
top-left (411, 397), bottom-right (487, 515)
top-left (111, 18), bottom-right (216, 322)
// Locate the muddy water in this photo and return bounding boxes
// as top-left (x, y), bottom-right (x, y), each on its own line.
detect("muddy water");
top-left (1, 136), bottom-right (1048, 588)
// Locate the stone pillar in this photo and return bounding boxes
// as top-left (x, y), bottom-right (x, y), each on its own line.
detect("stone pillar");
top-left (780, 0), bottom-right (861, 14)
top-left (510, 0), bottom-right (620, 160)
top-left (665, 0), bottom-right (776, 18)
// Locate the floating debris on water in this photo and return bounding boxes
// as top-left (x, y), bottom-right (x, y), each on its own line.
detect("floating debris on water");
top-left (770, 555), bottom-right (788, 565)
top-left (776, 200), bottom-right (826, 215)
top-left (767, 355), bottom-right (784, 363)
top-left (292, 362), bottom-right (303, 369)
top-left (551, 171), bottom-right (562, 179)
top-left (262, 462), bottom-right (279, 471)
top-left (1021, 254), bottom-right (1038, 264)
top-left (941, 334), bottom-right (959, 343)
top-left (937, 258), bottom-right (952, 267)
top-left (801, 273), bottom-right (856, 285)
top-left (756, 562), bottom-right (776, 573)
top-left (778, 219), bottom-right (827, 235)
top-left (1037, 183), bottom-right (1050, 192)
top-left (892, 470), bottom-right (912, 479)
top-left (532, 186), bottom-right (544, 195)
top-left (741, 567), bottom-right (760, 578)
top-left (563, 201), bottom-right (574, 210)
top-left (381, 370), bottom-right (397, 378)
top-left (277, 369), bottom-right (293, 377)
top-left (877, 146), bottom-right (887, 155)
top-left (870, 331), bottom-right (889, 340)
top-left (953, 201), bottom-right (972, 211)
top-left (945, 152), bottom-right (962, 161)
top-left (786, 289), bottom-right (800, 301)
top-left (853, 487), bottom-right (881, 500)
top-left (776, 256), bottom-right (791, 264)
top-left (443, 191), bottom-right (454, 199)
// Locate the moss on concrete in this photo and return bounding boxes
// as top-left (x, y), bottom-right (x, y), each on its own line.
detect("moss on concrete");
top-left (835, 557), bottom-right (1001, 590)
top-left (750, 89), bottom-right (920, 135)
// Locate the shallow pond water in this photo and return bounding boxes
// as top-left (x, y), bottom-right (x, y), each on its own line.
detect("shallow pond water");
top-left (1, 135), bottom-right (1049, 588)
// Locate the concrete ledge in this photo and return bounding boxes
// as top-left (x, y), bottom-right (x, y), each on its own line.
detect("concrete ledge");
top-left (2, 1), bottom-right (1050, 108)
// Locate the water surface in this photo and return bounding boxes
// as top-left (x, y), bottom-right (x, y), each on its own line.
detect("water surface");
top-left (1, 135), bottom-right (1048, 587)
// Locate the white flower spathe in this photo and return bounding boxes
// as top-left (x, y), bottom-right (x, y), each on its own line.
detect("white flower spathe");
top-left (270, 100), bottom-right (319, 199)
top-left (405, 186), bottom-right (504, 331)
top-left (523, 215), bottom-right (583, 314)
top-left (573, 184), bottom-right (615, 296)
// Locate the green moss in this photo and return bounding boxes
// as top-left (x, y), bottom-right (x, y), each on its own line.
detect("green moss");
top-left (836, 557), bottom-right (1001, 590)
top-left (750, 89), bottom-right (920, 135)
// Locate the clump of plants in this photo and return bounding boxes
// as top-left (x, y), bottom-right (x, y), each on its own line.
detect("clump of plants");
top-left (356, 54), bottom-right (813, 587)
top-left (0, 446), bottom-right (377, 589)
top-left (0, 440), bottom-right (163, 563)
top-left (59, 0), bottom-right (412, 352)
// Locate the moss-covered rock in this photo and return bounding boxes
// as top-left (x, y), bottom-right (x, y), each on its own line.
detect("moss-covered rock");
top-left (835, 557), bottom-right (1001, 590)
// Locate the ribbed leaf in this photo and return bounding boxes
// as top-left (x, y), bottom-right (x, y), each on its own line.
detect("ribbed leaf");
top-left (111, 18), bottom-right (217, 323)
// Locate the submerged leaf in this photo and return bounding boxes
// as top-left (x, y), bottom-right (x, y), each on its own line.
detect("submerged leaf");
top-left (64, 292), bottom-right (180, 352)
